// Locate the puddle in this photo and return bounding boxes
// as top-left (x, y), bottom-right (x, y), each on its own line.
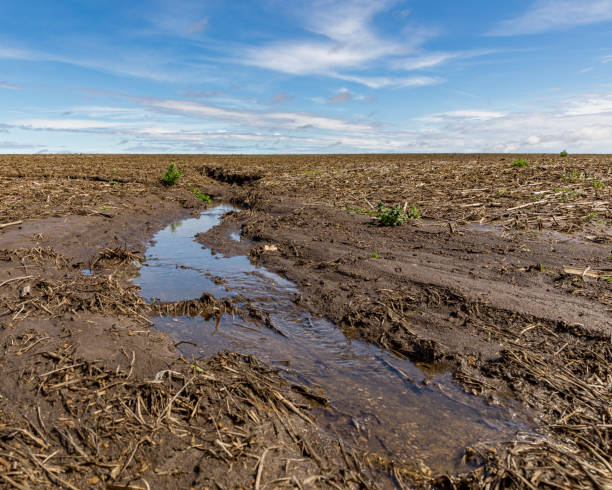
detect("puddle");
top-left (135, 205), bottom-right (526, 474)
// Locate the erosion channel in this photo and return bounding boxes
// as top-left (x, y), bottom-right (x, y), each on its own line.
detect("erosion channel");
top-left (134, 204), bottom-right (528, 475)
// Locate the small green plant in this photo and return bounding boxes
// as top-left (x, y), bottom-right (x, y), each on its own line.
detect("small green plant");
top-left (192, 188), bottom-right (211, 202)
top-left (376, 203), bottom-right (407, 226)
top-left (592, 178), bottom-right (604, 189)
top-left (369, 251), bottom-right (381, 259)
top-left (512, 158), bottom-right (528, 168)
top-left (161, 162), bottom-right (182, 186)
top-left (555, 188), bottom-right (577, 201)
top-left (584, 212), bottom-right (597, 222)
top-left (101, 205), bottom-right (110, 211)
top-left (407, 205), bottom-right (421, 219)
top-left (109, 180), bottom-right (118, 185)
top-left (539, 264), bottom-right (553, 274)
top-left (562, 170), bottom-right (582, 183)
top-left (560, 150), bottom-right (569, 157)
top-left (191, 363), bottom-right (204, 373)
top-left (496, 189), bottom-right (507, 195)
top-left (603, 273), bottom-right (612, 283)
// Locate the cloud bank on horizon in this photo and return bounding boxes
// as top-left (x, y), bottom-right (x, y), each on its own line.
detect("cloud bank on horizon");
top-left (1, 0), bottom-right (612, 153)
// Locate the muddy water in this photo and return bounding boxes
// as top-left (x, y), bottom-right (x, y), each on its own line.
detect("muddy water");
top-left (135, 205), bottom-right (525, 474)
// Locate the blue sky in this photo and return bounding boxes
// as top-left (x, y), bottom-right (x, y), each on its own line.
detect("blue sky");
top-left (1, 0), bottom-right (612, 153)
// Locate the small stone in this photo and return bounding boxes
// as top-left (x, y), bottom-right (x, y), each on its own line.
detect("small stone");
top-left (19, 285), bottom-right (31, 298)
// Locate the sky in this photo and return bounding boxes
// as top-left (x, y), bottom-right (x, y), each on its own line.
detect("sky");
top-left (1, 0), bottom-right (612, 154)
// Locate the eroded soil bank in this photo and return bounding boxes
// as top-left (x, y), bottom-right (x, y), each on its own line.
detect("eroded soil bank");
top-left (0, 154), bottom-right (610, 488)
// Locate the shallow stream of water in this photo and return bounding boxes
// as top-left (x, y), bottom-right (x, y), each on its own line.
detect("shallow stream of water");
top-left (134, 205), bottom-right (524, 473)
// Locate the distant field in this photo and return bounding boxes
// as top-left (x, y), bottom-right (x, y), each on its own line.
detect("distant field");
top-left (1, 154), bottom-right (609, 240)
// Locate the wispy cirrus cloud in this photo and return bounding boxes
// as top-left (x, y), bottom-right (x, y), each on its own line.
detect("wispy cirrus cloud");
top-left (330, 72), bottom-right (440, 89)
top-left (139, 96), bottom-right (375, 132)
top-left (392, 49), bottom-right (497, 71)
top-left (0, 44), bottom-right (205, 82)
top-left (0, 140), bottom-right (40, 149)
top-left (15, 119), bottom-right (127, 131)
top-left (49, 92), bottom-right (375, 134)
top-left (490, 0), bottom-right (612, 36)
top-left (0, 81), bottom-right (23, 90)
top-left (143, 0), bottom-right (210, 38)
top-left (241, 0), bottom-right (437, 88)
top-left (418, 110), bottom-right (506, 123)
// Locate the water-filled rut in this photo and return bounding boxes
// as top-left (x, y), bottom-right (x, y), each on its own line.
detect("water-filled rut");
top-left (135, 205), bottom-right (525, 474)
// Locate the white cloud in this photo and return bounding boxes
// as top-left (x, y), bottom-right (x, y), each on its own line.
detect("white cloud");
top-left (393, 49), bottom-right (497, 71)
top-left (0, 47), bottom-right (37, 60)
top-left (0, 141), bottom-right (39, 149)
top-left (0, 81), bottom-right (23, 90)
top-left (419, 110), bottom-right (506, 122)
top-left (144, 0), bottom-right (210, 38)
top-left (7, 88), bottom-right (612, 154)
top-left (490, 0), bottom-right (612, 36)
top-left (563, 94), bottom-right (612, 115)
top-left (413, 93), bottom-right (612, 152)
top-left (393, 53), bottom-right (455, 70)
top-left (526, 135), bottom-right (541, 145)
top-left (244, 41), bottom-right (383, 76)
top-left (63, 106), bottom-right (150, 120)
top-left (602, 54), bottom-right (612, 63)
top-left (16, 119), bottom-right (125, 130)
top-left (241, 0), bottom-right (430, 87)
top-left (139, 97), bottom-right (375, 132)
top-left (331, 73), bottom-right (440, 89)
top-left (0, 44), bottom-right (203, 82)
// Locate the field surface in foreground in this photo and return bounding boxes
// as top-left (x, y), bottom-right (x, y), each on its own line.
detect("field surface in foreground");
top-left (0, 154), bottom-right (610, 489)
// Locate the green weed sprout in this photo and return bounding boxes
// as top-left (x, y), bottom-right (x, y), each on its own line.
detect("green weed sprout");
top-left (161, 162), bottom-right (182, 186)
top-left (560, 150), bottom-right (569, 157)
top-left (512, 158), bottom-right (528, 168)
top-left (192, 188), bottom-right (211, 202)
top-left (407, 205), bottom-right (421, 219)
top-left (376, 203), bottom-right (407, 226)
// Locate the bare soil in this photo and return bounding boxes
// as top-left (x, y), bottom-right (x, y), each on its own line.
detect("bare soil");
top-left (0, 154), bottom-right (610, 488)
